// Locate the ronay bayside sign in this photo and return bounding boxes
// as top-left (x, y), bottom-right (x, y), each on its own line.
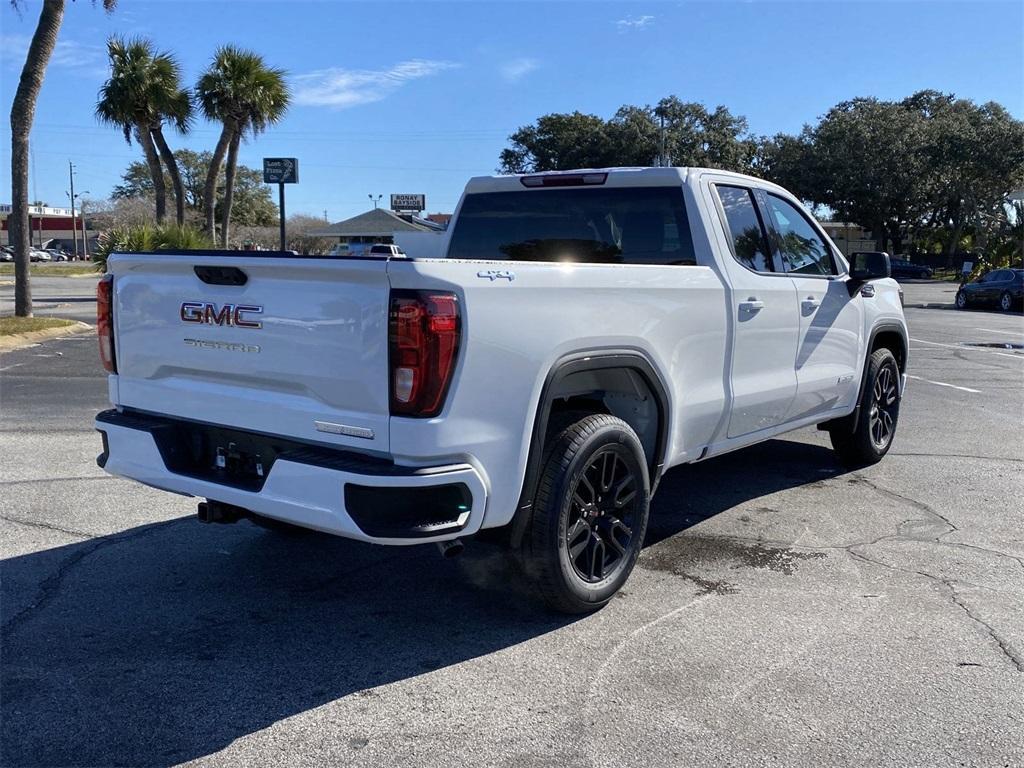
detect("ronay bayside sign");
top-left (390, 194), bottom-right (425, 212)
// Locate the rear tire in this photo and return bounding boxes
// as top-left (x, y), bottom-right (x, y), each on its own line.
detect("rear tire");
top-left (524, 414), bottom-right (650, 614)
top-left (829, 348), bottom-right (901, 467)
top-left (1000, 291), bottom-right (1014, 312)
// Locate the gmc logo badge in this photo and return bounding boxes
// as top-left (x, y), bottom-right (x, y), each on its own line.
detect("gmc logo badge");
top-left (180, 302), bottom-right (263, 329)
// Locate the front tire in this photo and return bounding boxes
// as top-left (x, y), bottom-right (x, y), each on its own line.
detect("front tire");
top-left (525, 414), bottom-right (650, 614)
top-left (829, 348), bottom-right (901, 467)
top-left (955, 290), bottom-right (968, 309)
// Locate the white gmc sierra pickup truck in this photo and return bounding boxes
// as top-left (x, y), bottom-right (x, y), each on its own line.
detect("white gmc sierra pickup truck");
top-left (95, 167), bottom-right (908, 613)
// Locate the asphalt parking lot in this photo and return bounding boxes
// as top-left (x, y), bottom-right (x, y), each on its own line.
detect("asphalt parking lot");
top-left (2, 280), bottom-right (1022, 767)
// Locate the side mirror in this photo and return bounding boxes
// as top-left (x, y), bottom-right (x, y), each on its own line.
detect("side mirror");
top-left (850, 251), bottom-right (891, 282)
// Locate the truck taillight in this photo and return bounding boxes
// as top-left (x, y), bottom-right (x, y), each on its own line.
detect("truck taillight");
top-left (388, 290), bottom-right (460, 417)
top-left (96, 274), bottom-right (116, 373)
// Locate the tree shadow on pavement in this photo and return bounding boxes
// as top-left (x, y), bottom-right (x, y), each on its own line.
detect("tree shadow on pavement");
top-left (1, 438), bottom-right (845, 767)
top-left (645, 437), bottom-right (849, 547)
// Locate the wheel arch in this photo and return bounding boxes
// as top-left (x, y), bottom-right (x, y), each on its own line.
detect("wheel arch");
top-left (869, 325), bottom-right (908, 374)
top-left (507, 351), bottom-right (670, 549)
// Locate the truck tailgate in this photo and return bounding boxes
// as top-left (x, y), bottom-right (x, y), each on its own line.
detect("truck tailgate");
top-left (109, 253), bottom-right (392, 453)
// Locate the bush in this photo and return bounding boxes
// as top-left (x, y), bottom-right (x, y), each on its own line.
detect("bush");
top-left (92, 223), bottom-right (213, 272)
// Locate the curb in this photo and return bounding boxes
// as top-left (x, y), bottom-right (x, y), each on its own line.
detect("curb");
top-left (0, 321), bottom-right (93, 352)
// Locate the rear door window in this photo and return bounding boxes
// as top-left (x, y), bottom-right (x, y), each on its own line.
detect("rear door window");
top-left (446, 187), bottom-right (695, 265)
top-left (714, 185), bottom-right (774, 272)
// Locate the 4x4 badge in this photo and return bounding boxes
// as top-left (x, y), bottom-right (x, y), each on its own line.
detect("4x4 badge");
top-left (476, 269), bottom-right (515, 282)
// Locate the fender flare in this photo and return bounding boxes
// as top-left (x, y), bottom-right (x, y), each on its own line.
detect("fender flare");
top-left (507, 351), bottom-right (671, 548)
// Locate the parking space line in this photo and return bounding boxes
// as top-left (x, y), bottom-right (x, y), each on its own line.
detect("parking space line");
top-left (974, 327), bottom-right (1023, 338)
top-left (906, 374), bottom-right (981, 394)
top-left (910, 337), bottom-right (1024, 360)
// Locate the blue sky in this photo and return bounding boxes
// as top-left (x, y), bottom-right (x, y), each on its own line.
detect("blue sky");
top-left (1, 0), bottom-right (1021, 221)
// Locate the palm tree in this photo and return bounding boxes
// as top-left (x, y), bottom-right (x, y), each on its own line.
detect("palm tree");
top-left (150, 78), bottom-right (192, 226)
top-left (196, 46), bottom-right (289, 246)
top-left (8, 0), bottom-right (116, 317)
top-left (96, 37), bottom-right (192, 225)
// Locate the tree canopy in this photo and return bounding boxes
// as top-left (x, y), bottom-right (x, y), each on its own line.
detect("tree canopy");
top-left (501, 90), bottom-right (1024, 260)
top-left (112, 150), bottom-right (277, 228)
top-left (763, 91), bottom-right (1024, 255)
top-left (500, 97), bottom-right (758, 174)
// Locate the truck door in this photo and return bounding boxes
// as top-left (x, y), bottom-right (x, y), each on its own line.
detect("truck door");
top-left (756, 191), bottom-right (863, 422)
top-left (704, 179), bottom-right (799, 438)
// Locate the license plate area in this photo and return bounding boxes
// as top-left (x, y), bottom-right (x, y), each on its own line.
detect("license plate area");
top-left (151, 422), bottom-right (286, 491)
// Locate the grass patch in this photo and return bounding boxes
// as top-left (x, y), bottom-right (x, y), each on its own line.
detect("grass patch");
top-left (0, 263), bottom-right (99, 277)
top-left (0, 316), bottom-right (76, 336)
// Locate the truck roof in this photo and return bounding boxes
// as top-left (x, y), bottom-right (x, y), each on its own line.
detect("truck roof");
top-left (464, 166), bottom-right (767, 194)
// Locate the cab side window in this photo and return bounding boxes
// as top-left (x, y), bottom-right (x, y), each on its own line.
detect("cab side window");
top-left (764, 194), bottom-right (837, 276)
top-left (715, 185), bottom-right (773, 272)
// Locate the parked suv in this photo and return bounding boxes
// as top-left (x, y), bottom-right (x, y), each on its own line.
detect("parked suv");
top-left (94, 167), bottom-right (908, 612)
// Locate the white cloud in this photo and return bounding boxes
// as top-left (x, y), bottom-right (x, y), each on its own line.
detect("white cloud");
top-left (1, 34), bottom-right (107, 77)
top-left (615, 15), bottom-right (655, 33)
top-left (500, 57), bottom-right (540, 83)
top-left (293, 59), bottom-right (460, 109)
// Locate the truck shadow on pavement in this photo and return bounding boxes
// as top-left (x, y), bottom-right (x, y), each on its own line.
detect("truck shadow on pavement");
top-left (1, 438), bottom-right (844, 767)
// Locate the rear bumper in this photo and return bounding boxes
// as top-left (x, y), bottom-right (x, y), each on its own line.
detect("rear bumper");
top-left (95, 409), bottom-right (486, 545)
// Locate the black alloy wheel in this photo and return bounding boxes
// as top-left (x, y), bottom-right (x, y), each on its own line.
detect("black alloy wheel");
top-left (868, 362), bottom-right (898, 451)
top-left (564, 447), bottom-right (639, 583)
top-left (829, 347), bottom-right (901, 467)
top-left (525, 413), bottom-right (651, 613)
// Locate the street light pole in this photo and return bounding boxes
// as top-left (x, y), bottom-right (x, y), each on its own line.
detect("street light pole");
top-left (368, 194), bottom-right (382, 209)
top-left (68, 161), bottom-right (79, 259)
top-left (78, 194), bottom-right (90, 258)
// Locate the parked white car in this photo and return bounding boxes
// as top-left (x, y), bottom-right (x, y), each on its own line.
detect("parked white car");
top-left (328, 242), bottom-right (406, 258)
top-left (94, 167), bottom-right (908, 612)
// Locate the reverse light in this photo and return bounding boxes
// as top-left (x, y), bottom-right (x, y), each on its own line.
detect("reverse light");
top-left (388, 290), bottom-right (460, 417)
top-left (96, 274), bottom-right (116, 373)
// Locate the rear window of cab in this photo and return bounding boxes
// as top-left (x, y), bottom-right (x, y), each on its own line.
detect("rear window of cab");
top-left (446, 187), bottom-right (696, 265)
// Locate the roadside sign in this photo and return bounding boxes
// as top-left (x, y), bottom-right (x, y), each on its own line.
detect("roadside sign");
top-left (263, 158), bottom-right (299, 251)
top-left (390, 194), bottom-right (425, 212)
top-left (263, 158), bottom-right (298, 184)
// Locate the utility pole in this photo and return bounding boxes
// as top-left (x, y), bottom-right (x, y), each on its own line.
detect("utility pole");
top-left (659, 112), bottom-right (667, 168)
top-left (323, 209), bottom-right (328, 221)
top-left (68, 161), bottom-right (79, 259)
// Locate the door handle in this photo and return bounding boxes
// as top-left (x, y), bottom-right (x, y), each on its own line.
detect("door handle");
top-left (801, 297), bottom-right (822, 310)
top-left (738, 299), bottom-right (765, 312)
